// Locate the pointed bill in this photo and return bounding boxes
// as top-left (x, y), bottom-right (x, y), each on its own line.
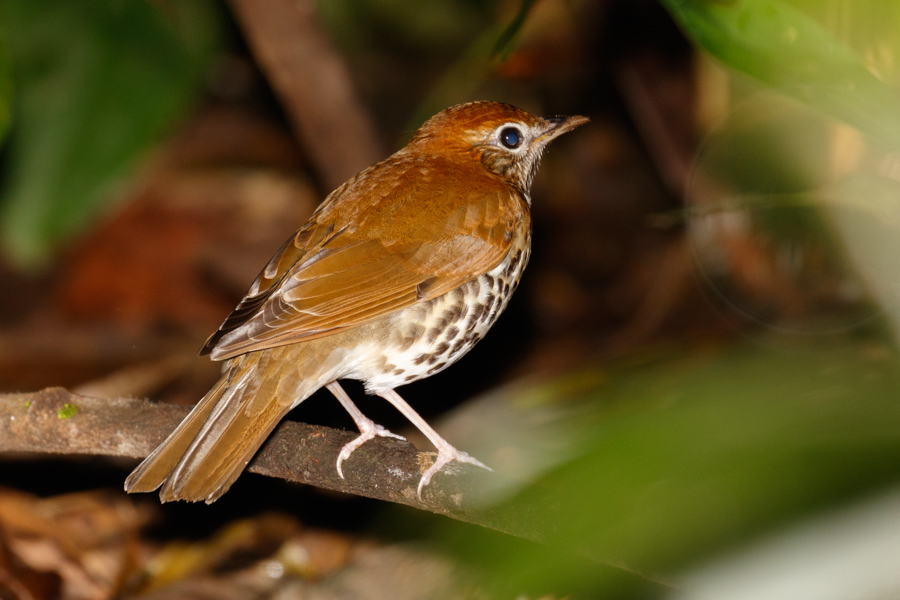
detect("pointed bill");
top-left (538, 114), bottom-right (590, 143)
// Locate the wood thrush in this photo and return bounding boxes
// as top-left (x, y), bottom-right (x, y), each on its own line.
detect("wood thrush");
top-left (125, 101), bottom-right (588, 503)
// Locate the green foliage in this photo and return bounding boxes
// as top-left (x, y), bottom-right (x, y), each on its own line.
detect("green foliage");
top-left (662, 0), bottom-right (900, 339)
top-left (432, 337), bottom-right (900, 597)
top-left (492, 0), bottom-right (536, 59)
top-left (0, 26), bottom-right (12, 145)
top-left (659, 0), bottom-right (900, 149)
top-left (0, 0), bottom-right (222, 268)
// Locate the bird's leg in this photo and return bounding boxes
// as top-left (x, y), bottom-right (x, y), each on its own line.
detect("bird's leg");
top-left (326, 381), bottom-right (405, 478)
top-left (377, 388), bottom-right (491, 500)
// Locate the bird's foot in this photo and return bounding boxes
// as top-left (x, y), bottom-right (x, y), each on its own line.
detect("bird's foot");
top-left (371, 388), bottom-right (492, 500)
top-left (417, 443), bottom-right (492, 500)
top-left (336, 418), bottom-right (405, 479)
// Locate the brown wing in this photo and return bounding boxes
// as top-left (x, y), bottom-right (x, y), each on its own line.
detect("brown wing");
top-left (202, 153), bottom-right (527, 361)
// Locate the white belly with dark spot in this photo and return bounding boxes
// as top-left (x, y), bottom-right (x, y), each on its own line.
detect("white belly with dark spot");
top-left (342, 237), bottom-right (530, 392)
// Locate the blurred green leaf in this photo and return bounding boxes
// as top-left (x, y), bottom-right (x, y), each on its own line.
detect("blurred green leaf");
top-left (0, 26), bottom-right (11, 145)
top-left (492, 0), bottom-right (536, 60)
top-left (0, 0), bottom-right (222, 268)
top-left (659, 0), bottom-right (900, 148)
top-left (419, 336), bottom-right (900, 597)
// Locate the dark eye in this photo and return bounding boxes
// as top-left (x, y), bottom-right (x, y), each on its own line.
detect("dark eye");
top-left (500, 127), bottom-right (522, 149)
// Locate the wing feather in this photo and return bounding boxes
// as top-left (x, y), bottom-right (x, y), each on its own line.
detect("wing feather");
top-left (203, 154), bottom-right (528, 361)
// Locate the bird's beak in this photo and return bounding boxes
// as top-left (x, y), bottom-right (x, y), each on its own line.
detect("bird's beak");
top-left (538, 114), bottom-right (590, 143)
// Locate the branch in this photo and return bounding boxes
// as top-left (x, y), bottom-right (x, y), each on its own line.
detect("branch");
top-left (0, 388), bottom-right (547, 538)
top-left (228, 0), bottom-right (385, 191)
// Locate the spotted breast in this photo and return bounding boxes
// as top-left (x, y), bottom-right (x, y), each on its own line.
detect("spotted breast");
top-left (356, 230), bottom-right (531, 392)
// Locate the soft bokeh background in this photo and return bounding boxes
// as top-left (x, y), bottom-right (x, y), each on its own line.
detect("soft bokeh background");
top-left (1, 0), bottom-right (900, 598)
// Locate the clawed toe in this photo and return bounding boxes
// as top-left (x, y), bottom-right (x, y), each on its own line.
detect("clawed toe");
top-left (375, 425), bottom-right (406, 441)
top-left (336, 423), bottom-right (405, 479)
top-left (416, 448), bottom-right (491, 500)
top-left (455, 451), bottom-right (492, 471)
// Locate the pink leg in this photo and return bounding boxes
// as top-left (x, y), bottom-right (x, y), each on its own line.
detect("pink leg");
top-left (325, 381), bottom-right (405, 478)
top-left (377, 388), bottom-right (491, 500)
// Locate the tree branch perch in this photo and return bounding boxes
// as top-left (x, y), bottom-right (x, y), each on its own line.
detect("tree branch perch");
top-left (0, 388), bottom-right (547, 539)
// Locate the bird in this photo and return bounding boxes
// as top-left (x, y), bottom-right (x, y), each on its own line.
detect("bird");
top-left (124, 101), bottom-right (588, 503)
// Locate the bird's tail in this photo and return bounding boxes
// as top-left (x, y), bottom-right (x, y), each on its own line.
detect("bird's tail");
top-left (125, 347), bottom-right (319, 503)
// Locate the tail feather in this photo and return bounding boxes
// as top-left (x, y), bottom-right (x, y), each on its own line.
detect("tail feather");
top-left (124, 375), bottom-right (230, 496)
top-left (125, 348), bottom-right (317, 503)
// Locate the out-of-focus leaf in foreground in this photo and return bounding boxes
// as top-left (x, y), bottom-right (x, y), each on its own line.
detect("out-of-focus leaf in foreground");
top-left (430, 336), bottom-right (900, 598)
top-left (658, 0), bottom-right (900, 149)
top-left (0, 0), bottom-right (221, 268)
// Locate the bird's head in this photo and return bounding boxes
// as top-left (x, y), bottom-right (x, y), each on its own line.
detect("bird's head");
top-left (408, 101), bottom-right (589, 197)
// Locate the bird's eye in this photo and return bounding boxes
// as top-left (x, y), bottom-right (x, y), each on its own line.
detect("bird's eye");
top-left (500, 127), bottom-right (522, 149)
